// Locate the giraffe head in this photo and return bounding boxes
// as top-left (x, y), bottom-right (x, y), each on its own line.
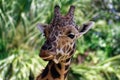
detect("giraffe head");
top-left (37, 5), bottom-right (94, 63)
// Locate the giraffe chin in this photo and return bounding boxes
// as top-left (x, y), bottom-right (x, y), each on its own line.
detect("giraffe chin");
top-left (53, 53), bottom-right (70, 64)
top-left (39, 50), bottom-right (56, 61)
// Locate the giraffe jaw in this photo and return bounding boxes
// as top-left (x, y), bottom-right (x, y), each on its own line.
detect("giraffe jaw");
top-left (40, 49), bottom-right (70, 63)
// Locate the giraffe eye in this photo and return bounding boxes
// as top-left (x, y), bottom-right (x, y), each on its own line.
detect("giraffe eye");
top-left (67, 33), bottom-right (75, 39)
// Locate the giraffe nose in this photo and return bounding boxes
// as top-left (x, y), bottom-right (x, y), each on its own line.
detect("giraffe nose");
top-left (41, 42), bottom-right (52, 50)
top-left (41, 45), bottom-right (47, 50)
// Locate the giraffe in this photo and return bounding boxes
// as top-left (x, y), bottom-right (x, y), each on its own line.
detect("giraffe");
top-left (36, 5), bottom-right (94, 80)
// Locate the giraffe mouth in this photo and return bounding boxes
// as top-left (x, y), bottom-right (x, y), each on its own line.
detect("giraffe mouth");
top-left (40, 49), bottom-right (70, 64)
top-left (39, 50), bottom-right (56, 61)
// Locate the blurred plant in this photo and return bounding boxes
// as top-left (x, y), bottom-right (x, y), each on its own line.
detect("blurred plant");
top-left (0, 49), bottom-right (46, 80)
top-left (68, 55), bottom-right (120, 80)
top-left (74, 22), bottom-right (120, 62)
top-left (111, 23), bottom-right (120, 56)
top-left (0, 0), bottom-right (53, 60)
top-left (92, 0), bottom-right (120, 23)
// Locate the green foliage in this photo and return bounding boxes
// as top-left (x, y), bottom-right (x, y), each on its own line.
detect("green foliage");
top-left (0, 0), bottom-right (45, 51)
top-left (69, 55), bottom-right (120, 80)
top-left (75, 21), bottom-right (120, 59)
top-left (0, 49), bottom-right (46, 80)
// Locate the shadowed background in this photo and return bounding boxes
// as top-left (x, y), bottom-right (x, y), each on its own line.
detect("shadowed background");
top-left (0, 0), bottom-right (120, 80)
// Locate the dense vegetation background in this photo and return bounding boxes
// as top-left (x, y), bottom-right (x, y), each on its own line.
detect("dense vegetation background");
top-left (0, 0), bottom-right (120, 80)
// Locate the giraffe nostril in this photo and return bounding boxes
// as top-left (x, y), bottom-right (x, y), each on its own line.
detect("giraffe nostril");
top-left (47, 45), bottom-right (52, 50)
top-left (42, 45), bottom-right (52, 50)
top-left (41, 45), bottom-right (48, 50)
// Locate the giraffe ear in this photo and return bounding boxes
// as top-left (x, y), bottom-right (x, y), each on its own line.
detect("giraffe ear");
top-left (79, 21), bottom-right (94, 36)
top-left (37, 23), bottom-right (48, 34)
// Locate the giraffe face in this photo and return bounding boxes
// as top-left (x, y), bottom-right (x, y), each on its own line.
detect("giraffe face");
top-left (37, 5), bottom-right (94, 63)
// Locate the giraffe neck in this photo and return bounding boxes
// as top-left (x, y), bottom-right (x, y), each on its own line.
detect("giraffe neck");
top-left (37, 58), bottom-right (71, 80)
